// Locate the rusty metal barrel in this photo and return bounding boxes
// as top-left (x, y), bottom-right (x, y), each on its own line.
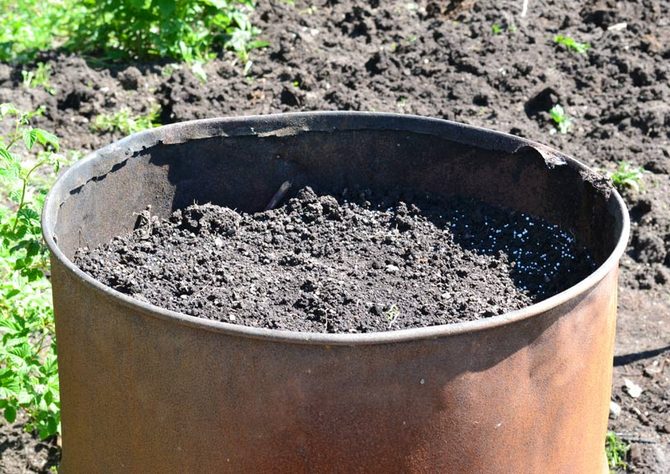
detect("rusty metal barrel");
top-left (43, 112), bottom-right (629, 473)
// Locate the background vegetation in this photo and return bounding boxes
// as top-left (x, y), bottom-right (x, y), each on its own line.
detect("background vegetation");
top-left (0, 0), bottom-right (264, 66)
top-left (1, 104), bottom-right (63, 439)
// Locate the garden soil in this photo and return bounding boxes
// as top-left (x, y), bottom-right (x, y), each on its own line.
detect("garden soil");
top-left (0, 413), bottom-right (59, 474)
top-left (0, 0), bottom-right (668, 471)
top-left (74, 189), bottom-right (595, 332)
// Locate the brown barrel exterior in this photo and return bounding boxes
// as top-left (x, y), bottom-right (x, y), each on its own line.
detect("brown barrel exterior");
top-left (43, 113), bottom-right (629, 473)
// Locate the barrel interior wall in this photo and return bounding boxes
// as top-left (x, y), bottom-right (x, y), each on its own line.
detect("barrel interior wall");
top-left (54, 127), bottom-right (615, 265)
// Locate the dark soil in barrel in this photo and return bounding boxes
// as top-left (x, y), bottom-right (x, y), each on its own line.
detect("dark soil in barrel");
top-left (75, 187), bottom-right (595, 333)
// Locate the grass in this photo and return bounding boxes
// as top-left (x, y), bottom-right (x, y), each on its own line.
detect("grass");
top-left (554, 34), bottom-right (590, 54)
top-left (608, 161), bottom-right (645, 192)
top-left (91, 107), bottom-right (161, 135)
top-left (605, 432), bottom-right (629, 471)
top-left (549, 104), bottom-right (572, 134)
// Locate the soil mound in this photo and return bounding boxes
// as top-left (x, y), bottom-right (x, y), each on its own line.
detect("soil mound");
top-left (75, 187), bottom-right (595, 333)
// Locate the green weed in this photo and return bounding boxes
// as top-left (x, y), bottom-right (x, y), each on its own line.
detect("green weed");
top-left (605, 432), bottom-right (629, 471)
top-left (21, 63), bottom-right (56, 95)
top-left (0, 103), bottom-right (63, 440)
top-left (608, 161), bottom-right (645, 192)
top-left (491, 23), bottom-right (516, 35)
top-left (549, 104), bottom-right (572, 134)
top-left (385, 304), bottom-right (400, 328)
top-left (92, 106), bottom-right (161, 135)
top-left (554, 34), bottom-right (590, 54)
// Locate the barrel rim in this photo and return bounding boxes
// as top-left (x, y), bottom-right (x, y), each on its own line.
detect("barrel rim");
top-left (42, 111), bottom-right (630, 345)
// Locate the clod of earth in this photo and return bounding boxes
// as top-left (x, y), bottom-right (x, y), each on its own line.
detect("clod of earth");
top-left (75, 187), bottom-right (595, 333)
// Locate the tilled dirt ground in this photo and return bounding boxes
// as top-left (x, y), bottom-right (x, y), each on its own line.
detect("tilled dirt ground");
top-left (0, 0), bottom-right (668, 471)
top-left (0, 413), bottom-right (59, 474)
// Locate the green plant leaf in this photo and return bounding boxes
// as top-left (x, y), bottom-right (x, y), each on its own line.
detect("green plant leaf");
top-left (22, 128), bottom-right (59, 151)
top-left (25, 240), bottom-right (42, 257)
top-left (0, 103), bottom-right (19, 118)
top-left (17, 207), bottom-right (40, 222)
top-left (554, 34), bottom-right (590, 54)
top-left (32, 129), bottom-right (59, 151)
top-left (190, 61), bottom-right (207, 83)
top-left (43, 390), bottom-right (53, 405)
top-left (0, 163), bottom-right (20, 180)
top-left (203, 0), bottom-right (231, 8)
top-left (17, 390), bottom-right (33, 406)
top-left (23, 128), bottom-right (37, 150)
top-left (0, 146), bottom-right (13, 163)
top-left (5, 288), bottom-right (21, 298)
top-left (549, 104), bottom-right (572, 134)
top-left (247, 39), bottom-right (269, 50)
top-left (4, 405), bottom-right (17, 423)
top-left (25, 267), bottom-right (45, 281)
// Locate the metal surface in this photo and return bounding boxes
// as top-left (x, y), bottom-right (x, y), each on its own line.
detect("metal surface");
top-left (43, 112), bottom-right (629, 473)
